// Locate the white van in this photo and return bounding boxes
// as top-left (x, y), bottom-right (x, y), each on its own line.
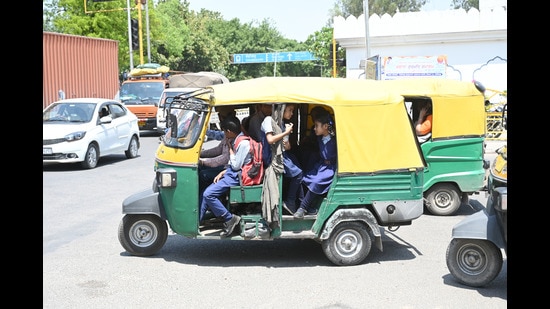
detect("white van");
top-left (157, 72), bottom-right (230, 134)
top-left (156, 88), bottom-right (199, 134)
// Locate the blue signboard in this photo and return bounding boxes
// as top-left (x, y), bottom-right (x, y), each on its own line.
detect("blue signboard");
top-left (232, 51), bottom-right (317, 64)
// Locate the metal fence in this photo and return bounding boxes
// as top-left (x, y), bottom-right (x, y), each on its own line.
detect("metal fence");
top-left (486, 112), bottom-right (507, 140)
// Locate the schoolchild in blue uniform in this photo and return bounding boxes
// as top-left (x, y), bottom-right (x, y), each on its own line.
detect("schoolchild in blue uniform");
top-left (298, 106), bottom-right (330, 171)
top-left (294, 112), bottom-right (337, 218)
top-left (261, 104), bottom-right (303, 214)
top-left (199, 116), bottom-right (250, 237)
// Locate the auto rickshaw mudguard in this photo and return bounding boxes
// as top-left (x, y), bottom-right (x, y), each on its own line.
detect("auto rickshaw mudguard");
top-left (122, 188), bottom-right (166, 219)
top-left (319, 208), bottom-right (383, 252)
top-left (451, 209), bottom-right (506, 250)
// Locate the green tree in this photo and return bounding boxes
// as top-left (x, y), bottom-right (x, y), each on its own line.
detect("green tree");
top-left (329, 0), bottom-right (428, 19)
top-left (43, 0), bottom-right (336, 80)
top-left (43, 0), bottom-right (60, 31)
top-left (43, 0), bottom-right (165, 73)
top-left (303, 27), bottom-right (342, 77)
top-left (451, 0), bottom-right (479, 10)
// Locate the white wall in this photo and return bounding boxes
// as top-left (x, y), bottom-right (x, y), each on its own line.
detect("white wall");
top-left (333, 3), bottom-right (507, 91)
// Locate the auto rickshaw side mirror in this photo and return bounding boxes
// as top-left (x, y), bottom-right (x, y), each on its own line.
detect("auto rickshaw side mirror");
top-left (473, 80), bottom-right (486, 93)
top-left (169, 114), bottom-right (178, 138)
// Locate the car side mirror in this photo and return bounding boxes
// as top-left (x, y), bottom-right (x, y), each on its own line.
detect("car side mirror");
top-left (100, 115), bottom-right (113, 124)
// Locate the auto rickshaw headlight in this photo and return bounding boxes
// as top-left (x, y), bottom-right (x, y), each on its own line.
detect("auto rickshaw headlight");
top-left (156, 168), bottom-right (177, 188)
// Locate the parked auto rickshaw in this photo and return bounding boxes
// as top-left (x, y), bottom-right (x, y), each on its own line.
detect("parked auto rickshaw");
top-left (118, 77), bottom-right (426, 266)
top-left (375, 79), bottom-right (488, 216)
top-left (445, 108), bottom-right (507, 287)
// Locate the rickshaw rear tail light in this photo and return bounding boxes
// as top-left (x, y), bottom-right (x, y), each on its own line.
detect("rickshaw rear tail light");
top-left (386, 204), bottom-right (396, 214)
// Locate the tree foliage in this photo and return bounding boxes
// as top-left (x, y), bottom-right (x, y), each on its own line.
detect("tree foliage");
top-left (44, 0), bottom-right (450, 80)
top-left (451, 0), bottom-right (479, 11)
top-left (329, 0), bottom-right (428, 19)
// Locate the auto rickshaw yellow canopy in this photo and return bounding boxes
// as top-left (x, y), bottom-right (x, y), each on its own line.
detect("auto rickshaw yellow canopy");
top-left (206, 77), bottom-right (425, 174)
top-left (375, 78), bottom-right (486, 139)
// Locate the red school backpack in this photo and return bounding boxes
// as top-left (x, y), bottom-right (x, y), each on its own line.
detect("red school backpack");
top-left (234, 135), bottom-right (264, 186)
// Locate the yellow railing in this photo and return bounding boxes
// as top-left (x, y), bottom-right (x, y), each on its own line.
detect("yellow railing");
top-left (484, 88), bottom-right (507, 141)
top-left (486, 112), bottom-right (507, 140)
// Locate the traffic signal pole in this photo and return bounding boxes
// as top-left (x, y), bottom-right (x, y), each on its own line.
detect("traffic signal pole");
top-left (137, 2), bottom-right (144, 65)
top-left (126, 0), bottom-right (134, 69)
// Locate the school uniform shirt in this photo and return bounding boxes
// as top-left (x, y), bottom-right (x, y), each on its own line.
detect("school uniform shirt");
top-left (278, 122), bottom-right (302, 178)
top-left (302, 134), bottom-right (337, 195)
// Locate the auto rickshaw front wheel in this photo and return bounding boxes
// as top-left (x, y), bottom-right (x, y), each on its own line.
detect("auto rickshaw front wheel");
top-left (321, 222), bottom-right (372, 266)
top-left (424, 183), bottom-right (461, 216)
top-left (446, 238), bottom-right (503, 287)
top-left (118, 214), bottom-right (168, 256)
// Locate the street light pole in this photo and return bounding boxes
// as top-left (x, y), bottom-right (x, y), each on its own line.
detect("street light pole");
top-left (364, 0), bottom-right (371, 58)
top-left (267, 48), bottom-right (286, 77)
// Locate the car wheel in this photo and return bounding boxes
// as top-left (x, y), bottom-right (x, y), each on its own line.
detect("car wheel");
top-left (446, 238), bottom-right (503, 287)
top-left (81, 144), bottom-right (99, 169)
top-left (425, 183), bottom-right (461, 216)
top-left (322, 221), bottom-right (372, 266)
top-left (125, 135), bottom-right (139, 159)
top-left (118, 214), bottom-right (168, 256)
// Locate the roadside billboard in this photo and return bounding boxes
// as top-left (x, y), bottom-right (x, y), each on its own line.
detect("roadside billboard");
top-left (381, 55), bottom-right (447, 80)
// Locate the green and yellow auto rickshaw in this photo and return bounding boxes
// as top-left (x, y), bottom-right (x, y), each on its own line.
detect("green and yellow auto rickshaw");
top-left (376, 78), bottom-right (488, 216)
top-left (118, 77), bottom-right (426, 266)
top-left (446, 109), bottom-right (507, 287)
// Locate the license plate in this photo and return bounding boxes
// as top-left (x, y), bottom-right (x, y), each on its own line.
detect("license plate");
top-left (138, 120), bottom-right (146, 127)
top-left (43, 148), bottom-right (53, 155)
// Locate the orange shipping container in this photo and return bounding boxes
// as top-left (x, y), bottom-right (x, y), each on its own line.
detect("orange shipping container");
top-left (43, 32), bottom-right (119, 109)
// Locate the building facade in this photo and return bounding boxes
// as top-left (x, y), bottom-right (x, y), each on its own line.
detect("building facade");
top-left (333, 0), bottom-right (507, 92)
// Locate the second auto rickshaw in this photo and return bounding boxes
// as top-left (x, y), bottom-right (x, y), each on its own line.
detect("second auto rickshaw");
top-left (377, 79), bottom-right (488, 216)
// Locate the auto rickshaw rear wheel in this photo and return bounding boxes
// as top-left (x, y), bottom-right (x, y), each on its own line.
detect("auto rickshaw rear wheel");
top-left (446, 238), bottom-right (503, 287)
top-left (118, 214), bottom-right (168, 256)
top-left (425, 183), bottom-right (461, 216)
top-left (321, 221), bottom-right (372, 266)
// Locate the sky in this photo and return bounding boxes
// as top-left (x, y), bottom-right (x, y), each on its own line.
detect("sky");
top-left (187, 0), bottom-right (452, 42)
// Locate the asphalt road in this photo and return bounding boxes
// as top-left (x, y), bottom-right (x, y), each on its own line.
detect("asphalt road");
top-left (43, 132), bottom-right (507, 308)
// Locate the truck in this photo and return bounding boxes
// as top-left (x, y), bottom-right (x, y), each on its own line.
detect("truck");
top-left (43, 32), bottom-right (119, 109)
top-left (117, 63), bottom-right (169, 131)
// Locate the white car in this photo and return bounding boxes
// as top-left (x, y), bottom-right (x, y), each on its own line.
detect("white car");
top-left (43, 98), bottom-right (140, 169)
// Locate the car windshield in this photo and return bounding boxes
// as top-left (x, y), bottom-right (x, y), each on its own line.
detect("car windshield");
top-left (43, 103), bottom-right (96, 123)
top-left (120, 82), bottom-right (165, 104)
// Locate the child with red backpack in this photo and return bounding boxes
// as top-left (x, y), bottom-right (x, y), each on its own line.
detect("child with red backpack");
top-left (199, 116), bottom-right (250, 237)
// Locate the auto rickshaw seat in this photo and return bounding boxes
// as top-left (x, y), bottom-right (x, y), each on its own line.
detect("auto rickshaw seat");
top-left (229, 185), bottom-right (263, 204)
top-left (417, 132), bottom-right (431, 144)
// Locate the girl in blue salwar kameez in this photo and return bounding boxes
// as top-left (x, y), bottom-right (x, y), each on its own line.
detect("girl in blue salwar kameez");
top-left (294, 113), bottom-right (336, 218)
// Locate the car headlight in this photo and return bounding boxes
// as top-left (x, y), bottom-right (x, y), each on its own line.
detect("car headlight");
top-left (65, 131), bottom-right (86, 142)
